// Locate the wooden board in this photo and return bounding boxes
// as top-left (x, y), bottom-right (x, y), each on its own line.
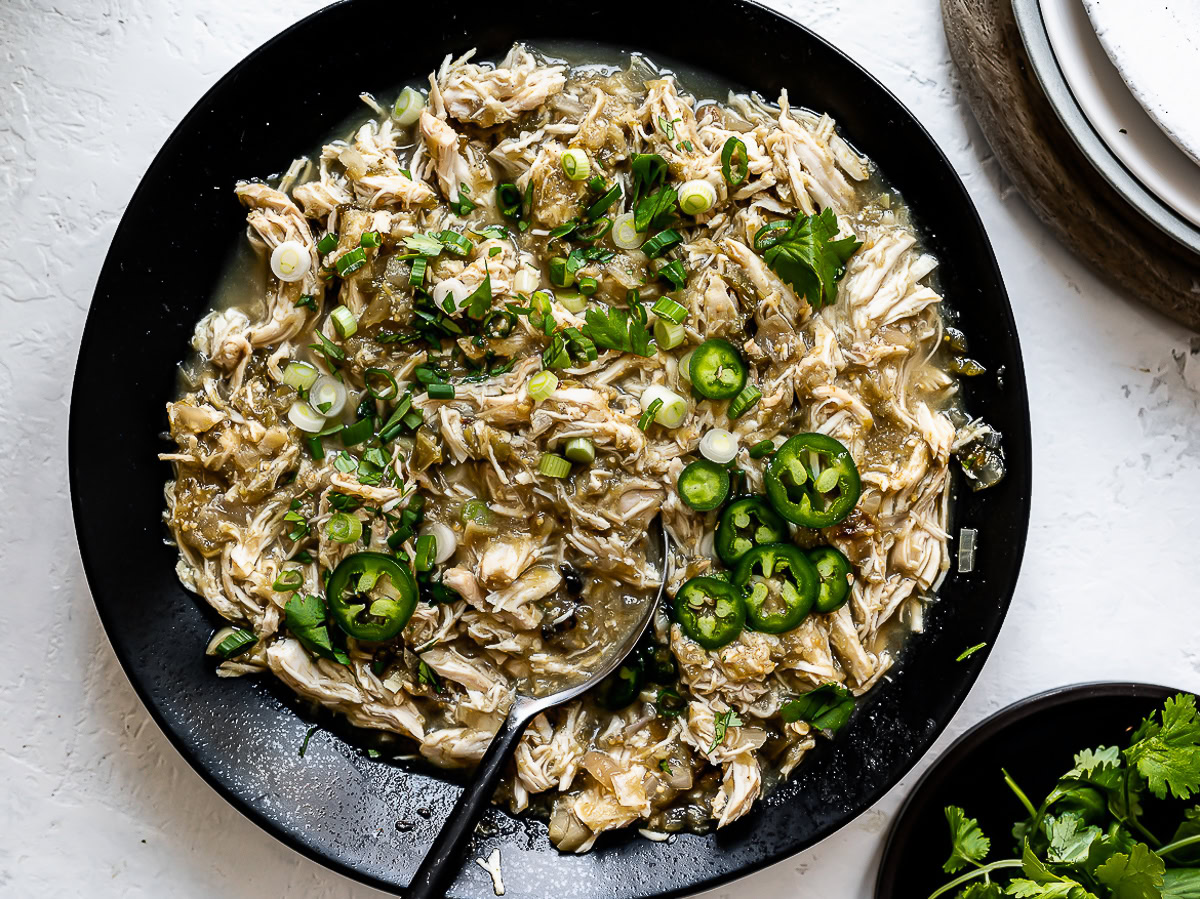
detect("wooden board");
top-left (942, 0), bottom-right (1200, 331)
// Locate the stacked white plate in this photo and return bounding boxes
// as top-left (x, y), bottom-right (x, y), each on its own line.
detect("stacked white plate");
top-left (1013, 0), bottom-right (1200, 255)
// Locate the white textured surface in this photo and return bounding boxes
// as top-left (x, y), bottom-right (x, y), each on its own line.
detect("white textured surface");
top-left (3, 1), bottom-right (1200, 896)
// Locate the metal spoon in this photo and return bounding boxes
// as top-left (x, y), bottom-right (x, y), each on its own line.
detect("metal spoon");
top-left (406, 520), bottom-right (669, 899)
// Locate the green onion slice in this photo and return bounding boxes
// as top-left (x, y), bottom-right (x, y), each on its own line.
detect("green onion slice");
top-left (748, 439), bottom-right (775, 459)
top-left (427, 383), bottom-right (455, 400)
top-left (325, 512), bottom-right (363, 544)
top-left (638, 399), bottom-right (664, 431)
top-left (654, 318), bottom-right (685, 350)
top-left (336, 247), bottom-right (368, 276)
top-left (316, 233), bottom-right (338, 255)
top-left (728, 384), bottom-right (762, 419)
top-left (538, 453), bottom-right (572, 478)
top-left (559, 292), bottom-right (587, 314)
top-left (586, 184), bottom-right (622, 221)
top-left (359, 230), bottom-right (382, 248)
top-left (528, 370), bottom-right (559, 402)
top-left (365, 368), bottom-right (398, 400)
top-left (561, 148), bottom-right (591, 181)
top-left (643, 229), bottom-right (683, 259)
top-left (272, 569), bottom-right (304, 592)
top-left (392, 86), bottom-right (425, 126)
top-left (283, 361), bottom-right (319, 391)
top-left (563, 437), bottom-right (595, 464)
top-left (330, 305), bottom-right (358, 338)
top-left (651, 296), bottom-right (689, 324)
top-left (214, 628), bottom-right (257, 660)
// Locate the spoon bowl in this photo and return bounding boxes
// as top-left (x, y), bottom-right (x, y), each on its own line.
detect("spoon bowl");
top-left (406, 520), bottom-right (670, 898)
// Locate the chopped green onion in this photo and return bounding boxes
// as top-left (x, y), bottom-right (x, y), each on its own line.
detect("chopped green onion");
top-left (643, 229), bottom-right (682, 259)
top-left (563, 437), bottom-right (595, 464)
top-left (392, 86), bottom-right (425, 126)
top-left (561, 148), bottom-right (591, 181)
top-left (638, 399), bottom-right (663, 430)
top-left (326, 512), bottom-right (363, 544)
top-left (462, 498), bottom-right (491, 526)
top-left (482, 309), bottom-right (517, 338)
top-left (538, 453), bottom-right (572, 478)
top-left (612, 213), bottom-right (643, 250)
top-left (678, 180), bottom-right (717, 215)
top-left (330, 305), bottom-right (358, 338)
top-left (316, 233), bottom-right (338, 255)
top-left (641, 384), bottom-right (688, 428)
top-left (559, 292), bottom-right (587, 313)
top-left (359, 230), bottom-right (382, 248)
top-left (309, 376), bottom-right (347, 417)
top-left (576, 217), bottom-right (613, 242)
top-left (408, 257), bottom-right (427, 289)
top-left (272, 569), bottom-right (304, 592)
top-left (528, 370), bottom-right (559, 402)
top-left (414, 534), bottom-right (437, 572)
top-left (548, 256), bottom-right (574, 288)
top-left (721, 137), bottom-right (749, 186)
top-left (340, 417), bottom-right (374, 446)
top-left (288, 400), bottom-right (326, 433)
top-left (657, 260), bottom-right (687, 290)
top-left (728, 384), bottom-right (762, 419)
top-left (699, 428), bottom-right (739, 464)
top-left (748, 439), bottom-right (775, 459)
top-left (496, 182), bottom-right (524, 219)
top-left (214, 628), bottom-right (257, 659)
top-left (306, 435), bottom-right (325, 459)
top-left (437, 230), bottom-right (472, 257)
top-left (654, 318), bottom-right (685, 350)
top-left (336, 247), bottom-right (368, 276)
top-left (651, 296), bottom-right (689, 324)
top-left (578, 276), bottom-right (599, 295)
top-left (586, 184), bottom-right (622, 221)
top-left (365, 368), bottom-right (398, 400)
top-left (414, 364), bottom-right (445, 385)
top-left (283, 361), bottom-right (319, 391)
top-left (427, 383), bottom-right (455, 400)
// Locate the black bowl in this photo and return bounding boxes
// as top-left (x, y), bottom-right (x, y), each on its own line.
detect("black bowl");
top-left (875, 682), bottom-right (1183, 898)
top-left (68, 1), bottom-right (1031, 896)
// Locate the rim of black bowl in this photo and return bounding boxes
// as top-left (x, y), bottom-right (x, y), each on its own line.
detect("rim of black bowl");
top-left (69, 1), bottom-right (1032, 896)
top-left (875, 681), bottom-right (1183, 898)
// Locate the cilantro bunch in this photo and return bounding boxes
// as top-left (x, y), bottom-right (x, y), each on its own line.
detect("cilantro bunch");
top-left (931, 694), bottom-right (1200, 899)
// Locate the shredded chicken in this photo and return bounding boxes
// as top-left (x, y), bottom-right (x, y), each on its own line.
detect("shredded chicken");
top-left (162, 44), bottom-right (997, 855)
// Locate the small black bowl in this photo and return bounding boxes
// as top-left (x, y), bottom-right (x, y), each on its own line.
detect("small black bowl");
top-left (875, 682), bottom-right (1186, 898)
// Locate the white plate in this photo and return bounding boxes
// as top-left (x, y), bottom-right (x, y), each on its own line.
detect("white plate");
top-left (1040, 0), bottom-right (1200, 229)
top-left (1084, 0), bottom-right (1200, 166)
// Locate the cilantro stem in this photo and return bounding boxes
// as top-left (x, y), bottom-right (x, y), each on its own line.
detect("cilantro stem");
top-left (1001, 767), bottom-right (1037, 818)
top-left (927, 860), bottom-right (1022, 899)
top-left (1158, 832), bottom-right (1200, 857)
top-left (1123, 772), bottom-right (1162, 847)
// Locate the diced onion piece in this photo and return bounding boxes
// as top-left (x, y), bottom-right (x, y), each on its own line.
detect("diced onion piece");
top-left (678, 179), bottom-right (717, 215)
top-left (287, 400), bottom-right (326, 433)
top-left (432, 277), bottom-right (470, 311)
top-left (330, 305), bottom-right (358, 338)
top-left (309, 375), bottom-right (347, 418)
top-left (422, 522), bottom-right (457, 564)
top-left (641, 385), bottom-right (688, 429)
top-left (392, 86), bottom-right (425, 126)
top-left (270, 240), bottom-right (311, 282)
top-left (612, 213), bottom-right (644, 250)
top-left (513, 266), bottom-right (541, 295)
top-left (337, 146), bottom-right (367, 180)
top-left (560, 148), bottom-right (591, 181)
top-left (528, 370), bottom-right (559, 402)
top-left (282, 361), bottom-right (319, 391)
top-left (678, 350), bottom-right (695, 383)
top-left (559, 292), bottom-right (587, 314)
top-left (654, 318), bottom-right (685, 350)
top-left (564, 437), bottom-right (595, 464)
top-left (699, 428), bottom-right (739, 464)
top-left (538, 453), bottom-right (572, 478)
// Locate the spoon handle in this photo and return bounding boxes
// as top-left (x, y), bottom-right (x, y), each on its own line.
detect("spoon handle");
top-left (406, 701), bottom-right (534, 899)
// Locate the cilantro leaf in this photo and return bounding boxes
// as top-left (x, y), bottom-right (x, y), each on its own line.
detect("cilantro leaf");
top-left (630, 153), bottom-right (668, 207)
top-left (1162, 868), bottom-right (1200, 898)
top-left (1004, 881), bottom-right (1088, 898)
top-left (1045, 813), bottom-right (1101, 865)
top-left (1169, 807), bottom-right (1200, 864)
top-left (582, 302), bottom-right (655, 357)
top-left (942, 806), bottom-right (991, 873)
top-left (1125, 693), bottom-right (1200, 801)
top-left (1095, 843), bottom-right (1166, 898)
top-left (404, 232), bottom-right (444, 256)
top-left (755, 208), bottom-right (861, 309)
top-left (708, 709), bottom-right (744, 754)
top-left (635, 184), bottom-right (678, 233)
top-left (780, 683), bottom-right (856, 734)
top-left (284, 594), bottom-right (349, 665)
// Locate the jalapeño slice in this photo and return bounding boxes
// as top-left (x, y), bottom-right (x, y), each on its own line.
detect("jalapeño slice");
top-left (764, 433), bottom-right (861, 528)
top-left (677, 459), bottom-right (731, 511)
top-left (594, 655), bottom-right (646, 710)
top-left (715, 497), bottom-right (787, 566)
top-left (732, 543), bottom-right (818, 634)
top-left (809, 545), bottom-right (853, 613)
top-left (327, 551), bottom-right (418, 642)
top-left (688, 338), bottom-right (747, 400)
top-left (674, 576), bottom-right (745, 650)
